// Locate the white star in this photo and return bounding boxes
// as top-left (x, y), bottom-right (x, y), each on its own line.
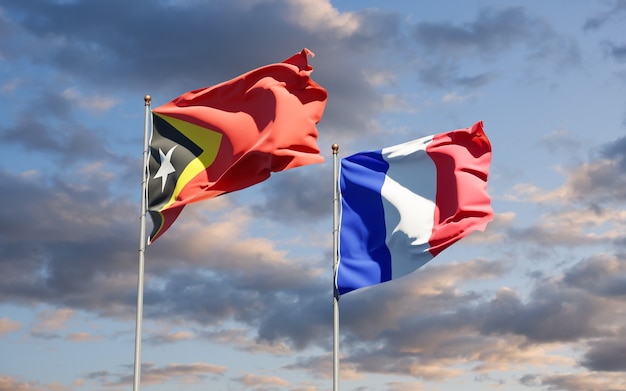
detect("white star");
top-left (154, 146), bottom-right (177, 192)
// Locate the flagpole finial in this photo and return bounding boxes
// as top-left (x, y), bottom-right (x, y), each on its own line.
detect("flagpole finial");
top-left (332, 144), bottom-right (339, 154)
top-left (144, 95), bottom-right (151, 105)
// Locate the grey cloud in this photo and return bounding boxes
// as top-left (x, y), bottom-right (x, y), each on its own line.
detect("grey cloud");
top-left (140, 264), bottom-right (331, 350)
top-left (455, 72), bottom-right (493, 88)
top-left (505, 224), bottom-right (596, 248)
top-left (566, 162), bottom-right (626, 206)
top-left (584, 0), bottom-right (626, 31)
top-left (582, 339), bottom-right (626, 371)
top-left (0, 168), bottom-right (334, 348)
top-left (516, 135), bottom-right (626, 211)
top-left (480, 282), bottom-right (604, 342)
top-left (537, 130), bottom-right (582, 154)
top-left (29, 331), bottom-right (61, 340)
top-left (18, 221), bottom-right (616, 384)
top-left (410, 7), bottom-right (580, 87)
top-left (1, 114), bottom-right (110, 163)
top-left (537, 372), bottom-right (626, 391)
top-left (256, 293), bottom-right (331, 350)
top-left (316, 256), bottom-right (626, 382)
top-left (0, 82), bottom-right (124, 165)
top-left (251, 166), bottom-right (332, 223)
top-left (600, 40), bottom-right (626, 63)
top-left (478, 255), bottom-right (626, 343)
top-left (315, 263), bottom-right (507, 377)
top-left (4, 2), bottom-right (626, 388)
top-left (86, 362), bottom-right (226, 387)
top-left (0, 0), bottom-right (399, 140)
top-left (412, 7), bottom-right (535, 55)
top-left (337, 259), bottom-right (507, 339)
top-left (602, 135), bottom-right (626, 170)
top-left (519, 374), bottom-right (540, 387)
top-left (0, 169), bottom-right (145, 314)
top-left (564, 254), bottom-right (626, 298)
top-left (415, 63), bottom-right (495, 89)
top-left (282, 354), bottom-right (331, 379)
top-left (1, 1), bottom-right (391, 94)
top-left (0, 170), bottom-right (133, 242)
top-left (4, 143), bottom-right (625, 384)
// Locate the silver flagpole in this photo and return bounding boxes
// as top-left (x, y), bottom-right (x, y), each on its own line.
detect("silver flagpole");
top-left (332, 143), bottom-right (340, 391)
top-left (133, 95), bottom-right (151, 391)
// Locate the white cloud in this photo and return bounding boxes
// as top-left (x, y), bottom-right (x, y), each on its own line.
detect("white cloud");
top-left (285, 0), bottom-right (360, 36)
top-left (1, 78), bottom-right (19, 93)
top-left (441, 91), bottom-right (474, 103)
top-left (0, 318), bottom-right (21, 335)
top-left (67, 332), bottom-right (103, 342)
top-left (236, 373), bottom-right (290, 387)
top-left (34, 308), bottom-right (74, 332)
top-left (61, 88), bottom-right (118, 114)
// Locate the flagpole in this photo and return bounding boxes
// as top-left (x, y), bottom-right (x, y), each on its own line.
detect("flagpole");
top-left (332, 143), bottom-right (340, 391)
top-left (133, 94), bottom-right (151, 391)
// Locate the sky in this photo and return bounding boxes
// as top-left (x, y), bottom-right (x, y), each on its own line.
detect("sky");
top-left (1, 0), bottom-right (626, 390)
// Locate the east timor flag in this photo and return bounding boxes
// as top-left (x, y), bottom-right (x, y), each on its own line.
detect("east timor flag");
top-left (147, 48), bottom-right (328, 243)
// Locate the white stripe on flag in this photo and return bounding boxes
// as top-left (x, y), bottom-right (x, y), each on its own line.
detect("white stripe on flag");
top-left (380, 135), bottom-right (437, 279)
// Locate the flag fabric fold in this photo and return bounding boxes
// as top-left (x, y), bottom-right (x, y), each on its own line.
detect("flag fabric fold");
top-left (147, 48), bottom-right (327, 243)
top-left (336, 121), bottom-right (493, 295)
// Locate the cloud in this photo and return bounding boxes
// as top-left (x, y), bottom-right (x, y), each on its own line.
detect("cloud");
top-left (0, 164), bottom-right (333, 351)
top-left (506, 206), bottom-right (626, 248)
top-left (1, 1), bottom-right (626, 389)
top-left (503, 135), bottom-right (626, 251)
top-left (564, 253), bottom-right (626, 298)
top-left (0, 78), bottom-right (19, 93)
top-left (0, 168), bottom-right (143, 312)
top-left (535, 372), bottom-right (626, 391)
top-left (282, 0), bottom-right (361, 36)
top-left (199, 328), bottom-right (291, 355)
top-left (146, 329), bottom-right (196, 345)
top-left (386, 381), bottom-right (425, 391)
top-left (480, 283), bottom-right (605, 343)
top-left (538, 129), bottom-right (581, 154)
top-left (235, 373), bottom-right (289, 387)
top-left (441, 91), bottom-right (476, 103)
top-left (0, 95), bottom-right (116, 164)
top-left (284, 353), bottom-right (364, 380)
top-left (60, 88), bottom-right (119, 114)
top-left (66, 332), bottom-right (103, 342)
top-left (301, 253), bottom-right (626, 383)
top-left (557, 134), bottom-right (626, 206)
top-left (0, 318), bottom-right (21, 335)
top-left (582, 339), bottom-right (626, 371)
top-left (251, 167), bottom-right (332, 223)
top-left (410, 7), bottom-right (580, 87)
top-left (412, 7), bottom-right (536, 55)
top-left (584, 0), bottom-right (626, 30)
top-left (33, 308), bottom-right (73, 332)
top-left (0, 376), bottom-right (46, 391)
top-left (86, 362), bottom-right (227, 387)
top-left (140, 363), bottom-right (226, 385)
top-left (602, 41), bottom-right (626, 63)
top-left (602, 134), bottom-right (626, 169)
top-left (0, 0), bottom-right (394, 145)
top-left (0, 0), bottom-right (384, 94)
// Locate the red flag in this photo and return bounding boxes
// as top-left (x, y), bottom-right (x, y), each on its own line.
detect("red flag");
top-left (147, 49), bottom-right (327, 243)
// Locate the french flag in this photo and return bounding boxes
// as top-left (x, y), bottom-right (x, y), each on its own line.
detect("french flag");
top-left (336, 121), bottom-right (493, 295)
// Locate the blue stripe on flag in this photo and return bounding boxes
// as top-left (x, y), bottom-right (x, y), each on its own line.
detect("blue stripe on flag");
top-left (337, 150), bottom-right (391, 295)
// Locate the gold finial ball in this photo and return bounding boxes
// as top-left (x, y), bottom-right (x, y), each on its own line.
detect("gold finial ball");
top-left (144, 95), bottom-right (151, 104)
top-left (332, 143), bottom-right (339, 152)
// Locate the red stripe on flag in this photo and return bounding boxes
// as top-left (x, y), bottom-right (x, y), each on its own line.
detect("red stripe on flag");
top-left (426, 121), bottom-right (493, 256)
